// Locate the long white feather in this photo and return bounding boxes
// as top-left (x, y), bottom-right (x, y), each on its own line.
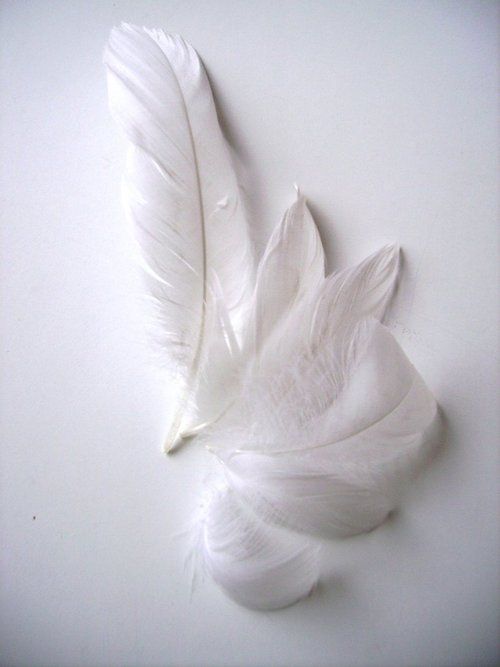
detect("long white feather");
top-left (104, 24), bottom-right (253, 451)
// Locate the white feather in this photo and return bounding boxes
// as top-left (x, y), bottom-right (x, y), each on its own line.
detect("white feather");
top-left (199, 482), bottom-right (319, 610)
top-left (187, 191), bottom-right (326, 432)
top-left (104, 24), bottom-right (253, 450)
top-left (207, 219), bottom-right (402, 453)
top-left (252, 235), bottom-right (400, 383)
top-left (105, 27), bottom-right (439, 610)
top-left (212, 319), bottom-right (437, 539)
top-left (201, 208), bottom-right (436, 545)
top-left (246, 192), bottom-right (325, 356)
top-left (197, 195), bottom-right (435, 605)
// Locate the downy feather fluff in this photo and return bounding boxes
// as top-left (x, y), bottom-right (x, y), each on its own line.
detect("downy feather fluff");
top-left (198, 483), bottom-right (319, 610)
top-left (105, 26), bottom-right (438, 610)
top-left (199, 194), bottom-right (437, 605)
top-left (104, 24), bottom-right (253, 451)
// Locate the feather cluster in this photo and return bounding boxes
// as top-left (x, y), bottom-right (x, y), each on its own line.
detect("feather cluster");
top-left (105, 24), bottom-right (438, 610)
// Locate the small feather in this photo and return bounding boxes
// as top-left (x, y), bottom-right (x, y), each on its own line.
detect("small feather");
top-left (210, 319), bottom-right (437, 539)
top-left (248, 192), bottom-right (325, 356)
top-left (199, 483), bottom-right (319, 610)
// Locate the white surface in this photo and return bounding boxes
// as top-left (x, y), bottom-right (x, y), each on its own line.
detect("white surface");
top-left (0, 1), bottom-right (498, 666)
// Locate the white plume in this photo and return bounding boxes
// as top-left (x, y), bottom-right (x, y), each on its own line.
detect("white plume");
top-left (198, 199), bottom-right (437, 606)
top-left (246, 192), bottom-right (325, 357)
top-left (198, 482), bottom-right (319, 610)
top-left (105, 26), bottom-right (439, 611)
top-left (211, 319), bottom-right (437, 539)
top-left (104, 24), bottom-right (253, 451)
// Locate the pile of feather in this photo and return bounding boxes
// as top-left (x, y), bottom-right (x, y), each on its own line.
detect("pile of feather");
top-left (104, 24), bottom-right (438, 610)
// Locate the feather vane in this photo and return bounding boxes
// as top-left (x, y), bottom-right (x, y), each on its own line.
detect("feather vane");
top-left (105, 24), bottom-right (253, 451)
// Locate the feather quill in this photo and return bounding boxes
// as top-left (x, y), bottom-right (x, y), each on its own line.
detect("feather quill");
top-left (104, 24), bottom-right (253, 451)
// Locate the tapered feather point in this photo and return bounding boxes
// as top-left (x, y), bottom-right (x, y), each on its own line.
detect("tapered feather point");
top-left (163, 431), bottom-right (184, 455)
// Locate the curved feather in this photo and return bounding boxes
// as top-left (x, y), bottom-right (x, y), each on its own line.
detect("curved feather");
top-left (308, 243), bottom-right (400, 343)
top-left (247, 192), bottom-right (325, 356)
top-left (199, 483), bottom-right (319, 609)
top-left (253, 239), bottom-right (399, 384)
top-left (188, 192), bottom-right (325, 432)
top-left (212, 319), bottom-right (437, 539)
top-left (209, 240), bottom-right (401, 444)
top-left (104, 24), bottom-right (253, 450)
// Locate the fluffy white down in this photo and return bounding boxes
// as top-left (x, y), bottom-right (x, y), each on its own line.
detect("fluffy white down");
top-left (199, 484), bottom-right (320, 610)
top-left (213, 320), bottom-right (437, 539)
top-left (199, 198), bottom-right (437, 603)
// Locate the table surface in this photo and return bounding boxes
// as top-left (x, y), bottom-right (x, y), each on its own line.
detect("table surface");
top-left (1, 1), bottom-right (498, 666)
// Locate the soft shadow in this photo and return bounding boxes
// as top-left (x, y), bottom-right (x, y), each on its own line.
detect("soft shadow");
top-left (419, 405), bottom-right (448, 471)
top-left (204, 66), bottom-right (262, 246)
top-left (305, 200), bottom-right (339, 275)
top-left (311, 571), bottom-right (351, 606)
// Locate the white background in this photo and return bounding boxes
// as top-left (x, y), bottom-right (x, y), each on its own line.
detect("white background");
top-left (1, 1), bottom-right (498, 666)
